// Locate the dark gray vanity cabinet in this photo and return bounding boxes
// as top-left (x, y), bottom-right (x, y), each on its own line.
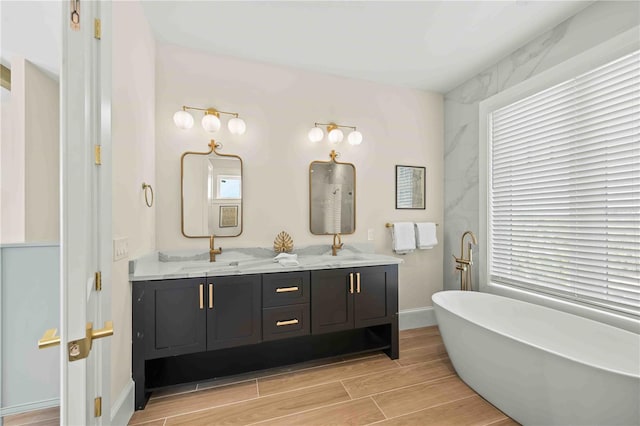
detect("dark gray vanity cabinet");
top-left (311, 265), bottom-right (398, 334)
top-left (132, 264), bottom-right (398, 411)
top-left (141, 278), bottom-right (207, 359)
top-left (206, 274), bottom-right (261, 350)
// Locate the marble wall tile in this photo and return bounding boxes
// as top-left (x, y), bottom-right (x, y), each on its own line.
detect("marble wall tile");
top-left (442, 1), bottom-right (639, 291)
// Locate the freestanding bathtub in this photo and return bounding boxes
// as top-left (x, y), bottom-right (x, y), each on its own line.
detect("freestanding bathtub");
top-left (432, 290), bottom-right (640, 426)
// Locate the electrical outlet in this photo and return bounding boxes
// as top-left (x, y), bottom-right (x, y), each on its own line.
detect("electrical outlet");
top-left (113, 237), bottom-right (129, 261)
top-left (368, 229), bottom-right (375, 241)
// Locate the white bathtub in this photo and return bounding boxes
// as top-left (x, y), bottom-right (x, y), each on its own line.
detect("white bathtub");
top-left (432, 290), bottom-right (640, 426)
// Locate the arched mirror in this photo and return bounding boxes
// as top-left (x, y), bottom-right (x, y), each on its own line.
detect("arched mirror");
top-left (309, 150), bottom-right (356, 234)
top-left (181, 140), bottom-right (243, 238)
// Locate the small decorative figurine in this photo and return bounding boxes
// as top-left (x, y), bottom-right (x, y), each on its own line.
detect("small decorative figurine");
top-left (273, 231), bottom-right (294, 253)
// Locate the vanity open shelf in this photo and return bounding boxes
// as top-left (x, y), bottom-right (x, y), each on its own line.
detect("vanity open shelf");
top-left (132, 263), bottom-right (399, 410)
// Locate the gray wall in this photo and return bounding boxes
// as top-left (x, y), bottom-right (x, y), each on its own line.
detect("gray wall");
top-left (0, 244), bottom-right (59, 415)
top-left (443, 1), bottom-right (640, 290)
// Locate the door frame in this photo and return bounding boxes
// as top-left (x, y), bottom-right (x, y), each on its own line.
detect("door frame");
top-left (60, 1), bottom-right (112, 424)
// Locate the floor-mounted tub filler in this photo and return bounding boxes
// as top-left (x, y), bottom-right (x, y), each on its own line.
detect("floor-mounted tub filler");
top-left (432, 290), bottom-right (640, 426)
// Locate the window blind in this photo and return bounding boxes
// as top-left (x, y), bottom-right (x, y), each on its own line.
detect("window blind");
top-left (489, 50), bottom-right (640, 317)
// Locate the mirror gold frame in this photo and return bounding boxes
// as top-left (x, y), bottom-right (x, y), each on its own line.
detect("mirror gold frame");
top-left (180, 140), bottom-right (243, 239)
top-left (309, 150), bottom-right (356, 235)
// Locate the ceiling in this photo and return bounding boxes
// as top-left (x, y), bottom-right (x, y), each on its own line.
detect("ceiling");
top-left (0, 1), bottom-right (593, 94)
top-left (141, 1), bottom-right (593, 93)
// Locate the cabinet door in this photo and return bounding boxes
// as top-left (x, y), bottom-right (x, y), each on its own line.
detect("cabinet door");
top-left (144, 278), bottom-right (207, 359)
top-left (207, 274), bottom-right (262, 351)
top-left (353, 266), bottom-right (392, 328)
top-left (311, 269), bottom-right (354, 335)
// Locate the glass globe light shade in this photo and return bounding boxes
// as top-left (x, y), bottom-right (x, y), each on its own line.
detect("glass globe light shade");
top-left (328, 128), bottom-right (344, 144)
top-left (348, 130), bottom-right (363, 145)
top-left (308, 127), bottom-right (324, 142)
top-left (173, 110), bottom-right (194, 130)
top-left (228, 117), bottom-right (246, 135)
top-left (201, 114), bottom-right (221, 133)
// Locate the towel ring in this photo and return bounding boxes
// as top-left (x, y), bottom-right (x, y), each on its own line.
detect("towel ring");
top-left (142, 183), bottom-right (154, 208)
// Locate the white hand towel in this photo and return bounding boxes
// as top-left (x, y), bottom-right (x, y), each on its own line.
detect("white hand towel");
top-left (273, 252), bottom-right (299, 266)
top-left (391, 222), bottom-right (416, 254)
top-left (415, 222), bottom-right (438, 249)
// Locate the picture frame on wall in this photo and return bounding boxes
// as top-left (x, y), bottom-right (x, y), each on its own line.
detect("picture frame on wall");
top-left (395, 165), bottom-right (426, 209)
top-left (219, 205), bottom-right (239, 227)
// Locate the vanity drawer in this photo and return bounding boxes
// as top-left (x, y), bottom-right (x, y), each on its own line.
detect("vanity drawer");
top-left (262, 304), bottom-right (310, 341)
top-left (262, 272), bottom-right (310, 307)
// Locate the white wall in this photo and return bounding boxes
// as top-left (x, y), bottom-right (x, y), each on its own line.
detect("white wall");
top-left (24, 59), bottom-right (59, 242)
top-left (443, 0), bottom-right (640, 290)
top-left (0, 57), bottom-right (59, 244)
top-left (155, 44), bottom-right (444, 312)
top-left (111, 0), bottom-right (156, 406)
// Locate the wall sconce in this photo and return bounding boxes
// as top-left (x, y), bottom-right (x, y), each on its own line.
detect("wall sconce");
top-left (308, 122), bottom-right (363, 146)
top-left (173, 105), bottom-right (247, 135)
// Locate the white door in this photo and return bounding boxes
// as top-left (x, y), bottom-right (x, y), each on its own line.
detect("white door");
top-left (60, 1), bottom-right (112, 424)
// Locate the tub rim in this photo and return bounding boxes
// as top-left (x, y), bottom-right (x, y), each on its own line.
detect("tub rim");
top-left (432, 290), bottom-right (640, 380)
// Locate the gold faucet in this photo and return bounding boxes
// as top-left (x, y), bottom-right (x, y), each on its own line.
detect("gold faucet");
top-left (331, 233), bottom-right (343, 256)
top-left (453, 231), bottom-right (477, 291)
top-left (209, 235), bottom-right (222, 262)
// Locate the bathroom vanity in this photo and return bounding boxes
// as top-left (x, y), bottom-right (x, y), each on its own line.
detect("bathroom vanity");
top-left (130, 247), bottom-right (401, 410)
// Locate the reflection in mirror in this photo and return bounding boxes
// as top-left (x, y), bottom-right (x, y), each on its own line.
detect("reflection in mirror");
top-left (182, 142), bottom-right (243, 237)
top-left (309, 151), bottom-right (355, 235)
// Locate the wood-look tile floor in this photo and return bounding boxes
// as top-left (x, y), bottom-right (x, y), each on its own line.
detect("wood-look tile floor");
top-left (3, 327), bottom-right (520, 426)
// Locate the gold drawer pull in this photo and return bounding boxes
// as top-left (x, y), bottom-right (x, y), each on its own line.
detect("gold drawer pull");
top-left (276, 319), bottom-right (299, 327)
top-left (199, 284), bottom-right (204, 310)
top-left (209, 283), bottom-right (214, 309)
top-left (276, 286), bottom-right (299, 293)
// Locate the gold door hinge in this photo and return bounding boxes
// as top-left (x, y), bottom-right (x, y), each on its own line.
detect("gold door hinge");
top-left (94, 396), bottom-right (102, 417)
top-left (95, 271), bottom-right (102, 291)
top-left (94, 145), bottom-right (101, 165)
top-left (94, 18), bottom-right (101, 39)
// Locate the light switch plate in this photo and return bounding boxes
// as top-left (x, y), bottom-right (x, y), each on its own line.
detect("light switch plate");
top-left (368, 229), bottom-right (375, 241)
top-left (113, 237), bottom-right (129, 261)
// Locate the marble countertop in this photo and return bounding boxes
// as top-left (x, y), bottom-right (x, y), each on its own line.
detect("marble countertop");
top-left (130, 244), bottom-right (403, 282)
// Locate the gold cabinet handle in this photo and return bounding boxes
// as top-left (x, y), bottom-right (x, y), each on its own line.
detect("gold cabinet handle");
top-left (209, 283), bottom-right (214, 309)
top-left (199, 284), bottom-right (204, 310)
top-left (276, 319), bottom-right (299, 327)
top-left (356, 272), bottom-right (361, 293)
top-left (38, 328), bottom-right (61, 349)
top-left (276, 286), bottom-right (299, 293)
top-left (349, 273), bottom-right (354, 294)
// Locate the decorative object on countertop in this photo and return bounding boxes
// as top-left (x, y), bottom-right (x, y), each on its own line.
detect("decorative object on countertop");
top-left (415, 222), bottom-right (437, 249)
top-left (389, 222), bottom-right (416, 254)
top-left (273, 252), bottom-right (299, 266)
top-left (308, 122), bottom-right (363, 145)
top-left (141, 182), bottom-right (154, 207)
top-left (395, 165), bottom-right (426, 209)
top-left (173, 104), bottom-right (246, 135)
top-left (273, 231), bottom-right (294, 253)
top-left (453, 231), bottom-right (477, 291)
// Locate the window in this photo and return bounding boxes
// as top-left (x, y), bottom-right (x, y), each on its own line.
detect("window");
top-left (487, 50), bottom-right (639, 317)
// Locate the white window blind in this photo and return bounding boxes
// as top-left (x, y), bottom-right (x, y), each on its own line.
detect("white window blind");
top-left (489, 50), bottom-right (640, 317)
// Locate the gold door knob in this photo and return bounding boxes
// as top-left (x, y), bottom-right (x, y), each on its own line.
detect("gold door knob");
top-left (38, 328), bottom-right (61, 349)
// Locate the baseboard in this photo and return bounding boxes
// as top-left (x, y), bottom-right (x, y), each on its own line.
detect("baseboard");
top-left (111, 379), bottom-right (134, 426)
top-left (0, 398), bottom-right (59, 417)
top-left (399, 306), bottom-right (437, 330)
